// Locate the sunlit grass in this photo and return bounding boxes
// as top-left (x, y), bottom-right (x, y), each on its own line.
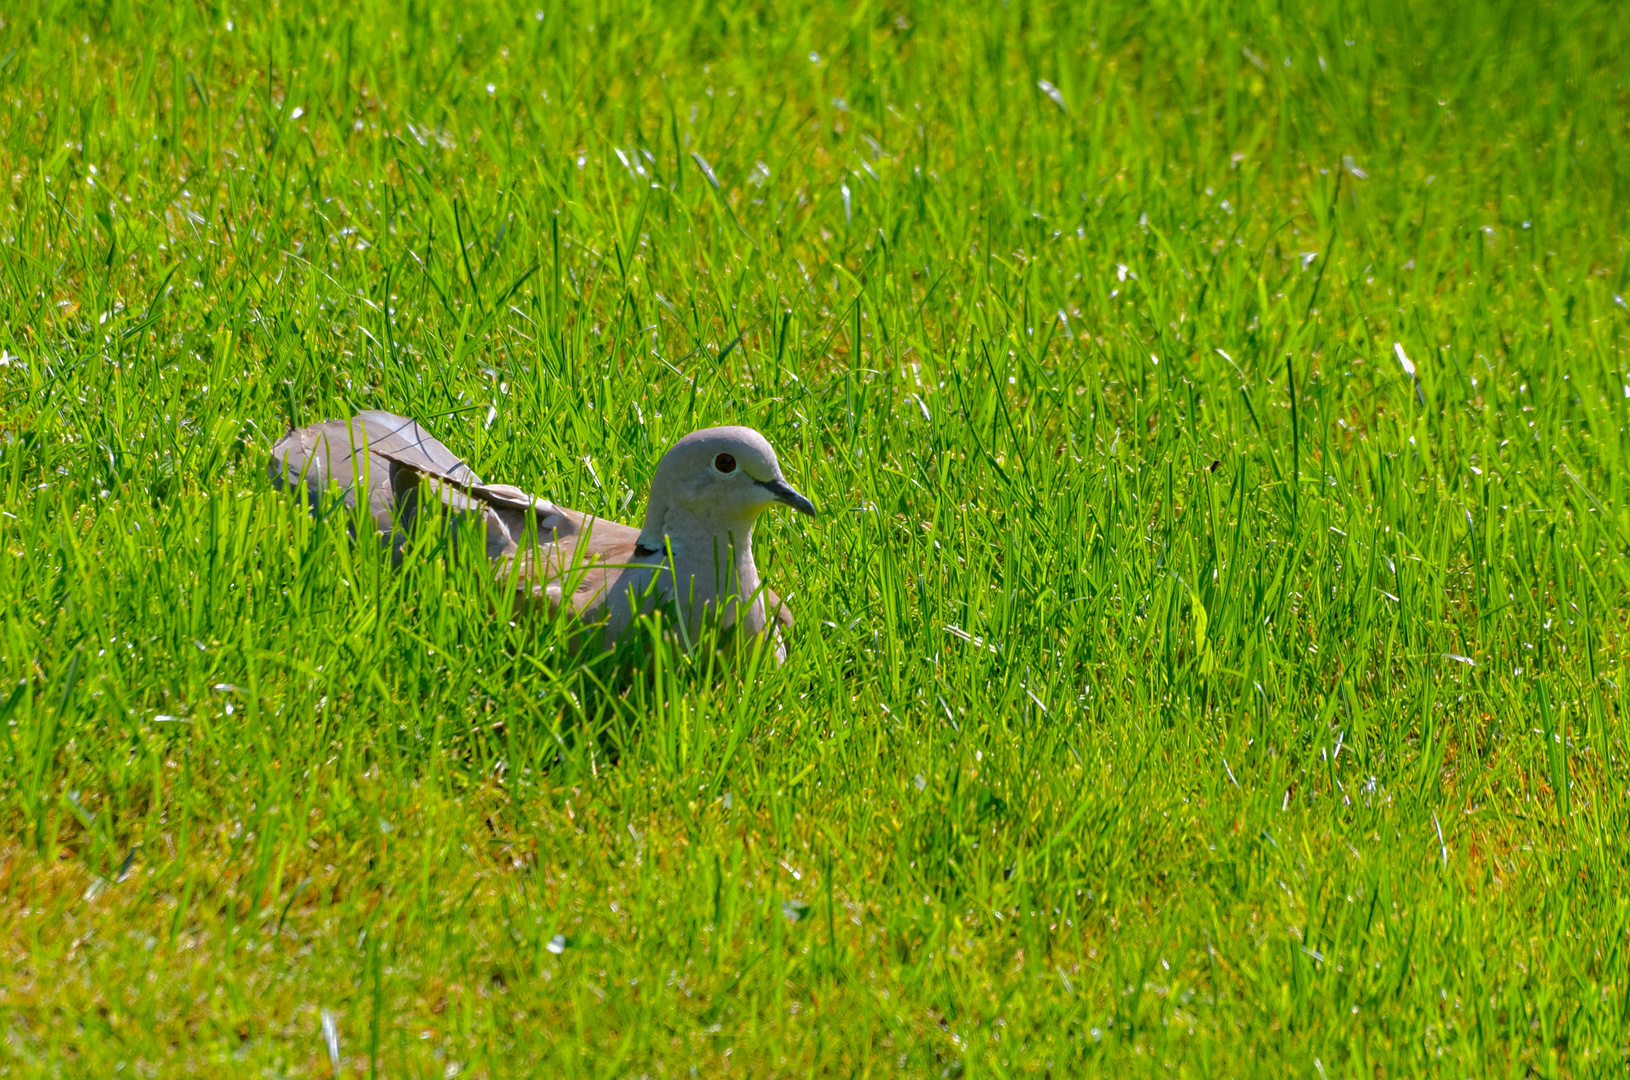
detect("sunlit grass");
top-left (2, 0), bottom-right (1629, 1074)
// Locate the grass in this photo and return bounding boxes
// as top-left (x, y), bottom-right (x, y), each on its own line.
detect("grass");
top-left (1, 0), bottom-right (1629, 1074)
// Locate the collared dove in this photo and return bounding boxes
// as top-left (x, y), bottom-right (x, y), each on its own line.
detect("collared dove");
top-left (268, 411), bottom-right (814, 658)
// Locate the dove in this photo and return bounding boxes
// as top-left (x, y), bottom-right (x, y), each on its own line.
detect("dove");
top-left (268, 411), bottom-right (814, 659)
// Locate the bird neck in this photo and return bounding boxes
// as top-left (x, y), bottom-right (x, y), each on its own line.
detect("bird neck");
top-left (646, 505), bottom-right (767, 634)
top-left (666, 510), bottom-right (760, 587)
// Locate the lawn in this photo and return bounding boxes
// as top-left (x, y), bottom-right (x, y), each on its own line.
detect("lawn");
top-left (2, 0), bottom-right (1629, 1075)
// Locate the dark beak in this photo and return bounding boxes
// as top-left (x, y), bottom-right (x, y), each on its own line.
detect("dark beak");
top-left (758, 477), bottom-right (816, 517)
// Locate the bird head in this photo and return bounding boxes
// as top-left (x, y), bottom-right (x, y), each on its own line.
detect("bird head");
top-left (637, 426), bottom-right (815, 552)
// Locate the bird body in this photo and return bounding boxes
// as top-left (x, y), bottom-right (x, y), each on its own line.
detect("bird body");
top-left (268, 412), bottom-right (812, 657)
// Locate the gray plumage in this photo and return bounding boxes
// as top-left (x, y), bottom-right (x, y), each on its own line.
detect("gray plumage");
top-left (268, 411), bottom-right (813, 658)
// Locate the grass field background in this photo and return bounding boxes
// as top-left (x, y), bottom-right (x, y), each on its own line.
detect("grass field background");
top-left (2, 0), bottom-right (1629, 1074)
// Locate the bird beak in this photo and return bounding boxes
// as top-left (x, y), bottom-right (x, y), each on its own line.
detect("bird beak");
top-left (757, 478), bottom-right (816, 517)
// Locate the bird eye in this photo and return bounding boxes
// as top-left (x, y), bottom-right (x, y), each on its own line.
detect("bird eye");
top-left (714, 453), bottom-right (737, 474)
